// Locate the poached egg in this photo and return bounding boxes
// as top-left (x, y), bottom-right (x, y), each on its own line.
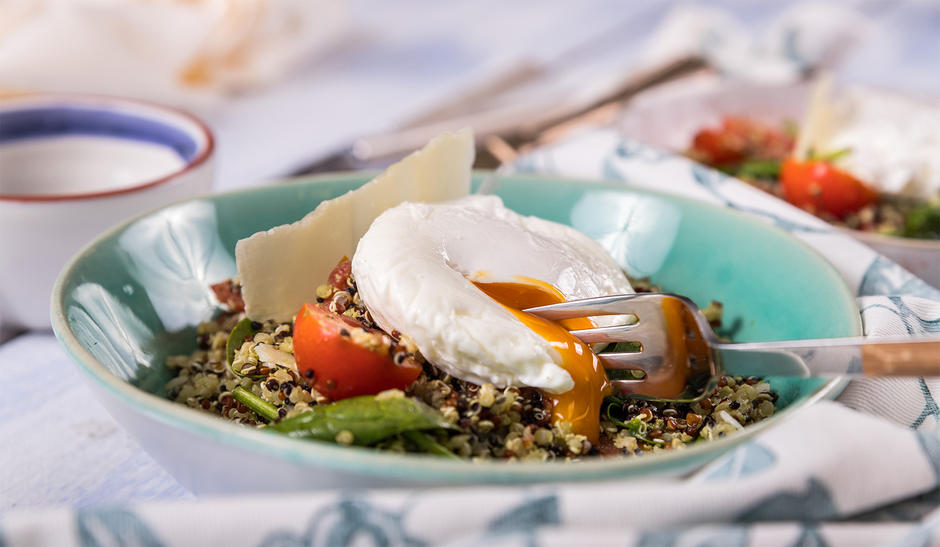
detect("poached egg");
top-left (352, 195), bottom-right (634, 441)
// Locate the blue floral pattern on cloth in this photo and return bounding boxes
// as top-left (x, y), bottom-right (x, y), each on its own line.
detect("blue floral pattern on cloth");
top-left (860, 257), bottom-right (940, 300)
top-left (687, 165), bottom-right (834, 234)
top-left (76, 508), bottom-right (165, 547)
top-left (259, 495), bottom-right (425, 547)
top-left (476, 494), bottom-right (560, 546)
top-left (738, 478), bottom-right (838, 522)
top-left (701, 443), bottom-right (777, 480)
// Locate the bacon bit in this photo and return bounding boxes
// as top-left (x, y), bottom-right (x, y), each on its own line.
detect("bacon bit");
top-left (597, 434), bottom-right (621, 457)
top-left (328, 257), bottom-right (352, 291)
top-left (210, 279), bottom-right (245, 312)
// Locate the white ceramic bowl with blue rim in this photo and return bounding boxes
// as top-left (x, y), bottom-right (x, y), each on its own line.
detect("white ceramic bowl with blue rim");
top-left (0, 94), bottom-right (214, 334)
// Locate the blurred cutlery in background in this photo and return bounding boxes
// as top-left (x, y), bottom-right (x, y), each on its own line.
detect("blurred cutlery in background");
top-left (292, 52), bottom-right (709, 174)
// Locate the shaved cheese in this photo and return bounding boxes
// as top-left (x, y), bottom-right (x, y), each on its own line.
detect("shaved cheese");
top-left (254, 343), bottom-right (297, 371)
top-left (236, 128), bottom-right (475, 321)
top-left (794, 74), bottom-right (835, 161)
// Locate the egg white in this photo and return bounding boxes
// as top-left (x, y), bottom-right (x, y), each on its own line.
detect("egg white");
top-left (351, 195), bottom-right (633, 394)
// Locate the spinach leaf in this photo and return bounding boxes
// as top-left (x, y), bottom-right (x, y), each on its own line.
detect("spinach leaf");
top-left (603, 397), bottom-right (665, 446)
top-left (903, 202), bottom-right (940, 239)
top-left (732, 160), bottom-right (781, 179)
top-left (402, 430), bottom-right (459, 459)
top-left (226, 317), bottom-right (260, 374)
top-left (623, 417), bottom-right (665, 446)
top-left (809, 146), bottom-right (852, 162)
top-left (270, 395), bottom-right (455, 446)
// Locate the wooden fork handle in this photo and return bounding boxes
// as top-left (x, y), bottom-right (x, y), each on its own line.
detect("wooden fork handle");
top-left (719, 336), bottom-right (940, 377)
top-left (861, 340), bottom-right (940, 376)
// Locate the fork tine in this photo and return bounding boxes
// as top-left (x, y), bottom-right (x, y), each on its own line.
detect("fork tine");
top-left (523, 293), bottom-right (663, 321)
top-left (599, 351), bottom-right (663, 371)
top-left (568, 322), bottom-right (658, 344)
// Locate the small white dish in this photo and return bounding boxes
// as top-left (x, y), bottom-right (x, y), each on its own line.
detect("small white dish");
top-left (0, 94), bottom-right (214, 334)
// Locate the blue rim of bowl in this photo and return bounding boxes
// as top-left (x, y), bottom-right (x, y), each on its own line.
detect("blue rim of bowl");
top-left (0, 94), bottom-right (213, 203)
top-left (50, 171), bottom-right (859, 484)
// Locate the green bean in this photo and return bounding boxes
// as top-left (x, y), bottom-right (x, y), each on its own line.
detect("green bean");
top-left (402, 430), bottom-right (460, 459)
top-left (270, 395), bottom-right (455, 446)
top-left (233, 386), bottom-right (279, 422)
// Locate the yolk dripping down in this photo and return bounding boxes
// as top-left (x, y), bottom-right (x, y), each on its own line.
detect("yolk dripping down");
top-left (473, 279), bottom-right (611, 444)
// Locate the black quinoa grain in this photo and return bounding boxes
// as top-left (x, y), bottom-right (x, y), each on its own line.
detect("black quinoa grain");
top-left (466, 401), bottom-right (481, 417)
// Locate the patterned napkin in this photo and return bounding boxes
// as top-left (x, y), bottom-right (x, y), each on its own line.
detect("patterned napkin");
top-left (2, 129), bottom-right (939, 547)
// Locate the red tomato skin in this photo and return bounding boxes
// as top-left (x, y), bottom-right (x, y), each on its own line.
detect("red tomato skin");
top-left (690, 128), bottom-right (745, 166)
top-left (689, 116), bottom-right (795, 168)
top-left (781, 159), bottom-right (879, 219)
top-left (293, 303), bottom-right (422, 400)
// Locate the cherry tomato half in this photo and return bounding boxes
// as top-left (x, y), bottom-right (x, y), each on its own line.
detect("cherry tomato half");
top-left (780, 158), bottom-right (879, 220)
top-left (293, 303), bottom-right (422, 400)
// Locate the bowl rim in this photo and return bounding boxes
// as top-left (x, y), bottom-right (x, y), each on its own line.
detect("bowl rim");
top-left (50, 171), bottom-right (860, 484)
top-left (837, 225), bottom-right (940, 250)
top-left (0, 93), bottom-right (214, 203)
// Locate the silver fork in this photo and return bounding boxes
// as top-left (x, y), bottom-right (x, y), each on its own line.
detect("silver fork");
top-left (524, 293), bottom-right (940, 402)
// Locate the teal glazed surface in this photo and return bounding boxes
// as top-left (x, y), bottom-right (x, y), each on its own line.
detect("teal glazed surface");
top-left (51, 172), bottom-right (861, 489)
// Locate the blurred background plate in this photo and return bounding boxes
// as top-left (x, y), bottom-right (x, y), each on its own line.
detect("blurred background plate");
top-left (51, 172), bottom-right (859, 494)
top-left (619, 77), bottom-right (940, 289)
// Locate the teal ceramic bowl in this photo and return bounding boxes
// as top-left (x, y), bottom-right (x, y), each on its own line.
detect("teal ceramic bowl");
top-left (51, 172), bottom-right (860, 494)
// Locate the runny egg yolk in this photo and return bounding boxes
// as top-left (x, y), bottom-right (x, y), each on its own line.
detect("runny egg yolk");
top-left (473, 279), bottom-right (611, 444)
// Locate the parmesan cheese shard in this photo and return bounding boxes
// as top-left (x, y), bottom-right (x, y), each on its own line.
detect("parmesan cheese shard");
top-left (236, 128), bottom-right (475, 321)
top-left (794, 74), bottom-right (835, 161)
